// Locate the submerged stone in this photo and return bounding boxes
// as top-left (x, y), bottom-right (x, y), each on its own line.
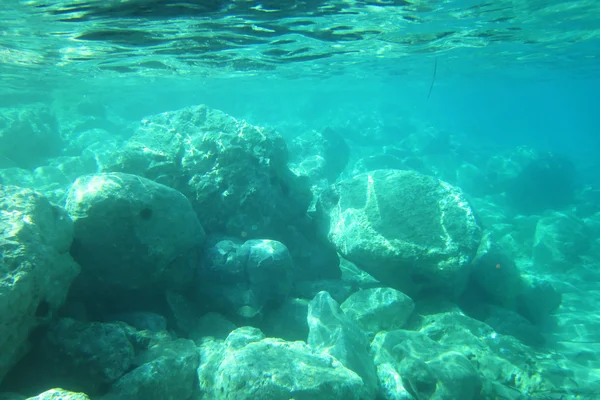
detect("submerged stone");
top-left (371, 329), bottom-right (482, 400)
top-left (0, 186), bottom-right (80, 384)
top-left (198, 238), bottom-right (293, 321)
top-left (307, 291), bottom-right (379, 397)
top-left (103, 339), bottom-right (200, 400)
top-left (25, 388), bottom-right (90, 400)
top-left (317, 169), bottom-right (481, 298)
top-left (198, 327), bottom-right (370, 399)
top-left (104, 104), bottom-right (340, 281)
top-left (65, 172), bottom-right (205, 293)
top-left (341, 287), bottom-right (414, 334)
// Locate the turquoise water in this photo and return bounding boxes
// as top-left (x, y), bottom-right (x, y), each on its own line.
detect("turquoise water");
top-left (1, 0), bottom-right (600, 399)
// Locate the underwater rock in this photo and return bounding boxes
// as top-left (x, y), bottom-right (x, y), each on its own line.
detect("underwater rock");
top-left (0, 186), bottom-right (80, 384)
top-left (198, 327), bottom-right (370, 399)
top-left (316, 169), bottom-right (481, 298)
top-left (483, 306), bottom-right (546, 347)
top-left (0, 156), bottom-right (99, 207)
top-left (197, 237), bottom-right (294, 321)
top-left (585, 210), bottom-right (600, 263)
top-left (292, 278), bottom-right (356, 304)
top-left (65, 172), bottom-right (205, 293)
top-left (79, 138), bottom-right (124, 175)
top-left (56, 98), bottom-right (133, 144)
top-left (506, 151), bottom-right (577, 214)
top-left (340, 287), bottom-right (415, 334)
top-left (352, 151), bottom-right (407, 176)
top-left (515, 276), bottom-right (562, 325)
top-left (261, 297), bottom-right (309, 342)
top-left (307, 291), bottom-right (379, 397)
top-left (413, 311), bottom-right (553, 398)
top-left (532, 211), bottom-right (590, 272)
top-left (106, 104), bottom-right (311, 238)
top-left (455, 162), bottom-right (488, 197)
top-left (0, 105), bottom-right (63, 169)
top-left (575, 185), bottom-right (600, 218)
top-left (466, 196), bottom-right (511, 233)
top-left (371, 329), bottom-right (482, 400)
top-left (111, 311), bottom-right (168, 333)
top-left (102, 339), bottom-right (200, 400)
top-left (25, 388), bottom-right (90, 400)
top-left (239, 239), bottom-right (294, 300)
top-left (350, 131), bottom-right (482, 197)
top-left (193, 312), bottom-right (237, 342)
top-left (288, 127), bottom-right (350, 183)
top-left (24, 318), bottom-right (135, 394)
top-left (339, 257), bottom-right (381, 290)
top-left (465, 232), bottom-right (561, 326)
top-left (105, 105), bottom-right (340, 281)
top-left (484, 146), bottom-right (535, 195)
top-left (469, 233), bottom-right (526, 310)
top-left (282, 223), bottom-right (342, 281)
top-left (63, 128), bottom-right (115, 155)
top-left (0, 168), bottom-right (35, 188)
top-left (165, 291), bottom-right (236, 343)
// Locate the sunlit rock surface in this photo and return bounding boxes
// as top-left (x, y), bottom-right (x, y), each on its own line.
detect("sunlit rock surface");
top-left (307, 291), bottom-right (379, 397)
top-left (198, 327), bottom-right (370, 399)
top-left (317, 169), bottom-right (481, 298)
top-left (372, 317), bottom-right (482, 400)
top-left (341, 287), bottom-right (414, 334)
top-left (25, 388), bottom-right (90, 400)
top-left (107, 105), bottom-right (310, 239)
top-left (0, 186), bottom-right (80, 384)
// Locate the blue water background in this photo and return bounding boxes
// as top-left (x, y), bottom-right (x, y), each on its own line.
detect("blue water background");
top-left (36, 67), bottom-right (597, 180)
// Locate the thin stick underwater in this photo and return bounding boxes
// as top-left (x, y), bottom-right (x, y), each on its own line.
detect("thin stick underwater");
top-left (427, 59), bottom-right (437, 99)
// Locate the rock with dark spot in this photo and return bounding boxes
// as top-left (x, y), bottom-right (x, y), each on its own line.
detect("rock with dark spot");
top-left (65, 172), bottom-right (205, 293)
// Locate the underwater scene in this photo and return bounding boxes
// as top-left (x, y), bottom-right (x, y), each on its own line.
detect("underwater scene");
top-left (1, 0), bottom-right (599, 399)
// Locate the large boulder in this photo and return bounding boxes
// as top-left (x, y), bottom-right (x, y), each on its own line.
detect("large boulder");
top-left (17, 318), bottom-right (135, 395)
top-left (372, 329), bottom-right (482, 400)
top-left (469, 233), bottom-right (526, 310)
top-left (102, 338), bottom-right (200, 400)
top-left (65, 172), bottom-right (205, 293)
top-left (198, 327), bottom-right (370, 399)
top-left (104, 105), bottom-right (340, 281)
top-left (317, 169), bottom-right (481, 298)
top-left (106, 105), bottom-right (311, 239)
top-left (414, 312), bottom-right (547, 398)
top-left (8, 317), bottom-right (194, 398)
top-left (466, 233), bottom-right (561, 327)
top-left (198, 237), bottom-right (294, 320)
top-left (0, 186), bottom-right (80, 384)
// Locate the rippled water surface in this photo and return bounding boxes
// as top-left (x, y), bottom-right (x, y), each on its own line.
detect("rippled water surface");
top-left (2, 0), bottom-right (599, 82)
